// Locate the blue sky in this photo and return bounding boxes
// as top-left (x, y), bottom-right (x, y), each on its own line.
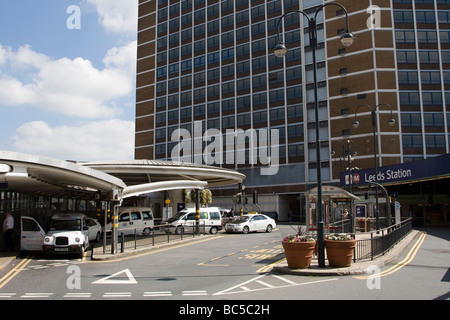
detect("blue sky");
top-left (0, 0), bottom-right (138, 160)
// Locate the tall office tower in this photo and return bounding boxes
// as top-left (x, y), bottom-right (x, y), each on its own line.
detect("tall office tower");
top-left (135, 0), bottom-right (450, 215)
top-left (393, 0), bottom-right (450, 161)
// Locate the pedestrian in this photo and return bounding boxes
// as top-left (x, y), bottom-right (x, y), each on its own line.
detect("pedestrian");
top-left (343, 209), bottom-right (349, 219)
top-left (2, 210), bottom-right (14, 251)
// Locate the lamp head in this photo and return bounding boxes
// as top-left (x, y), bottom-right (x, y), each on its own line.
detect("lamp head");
top-left (340, 32), bottom-right (355, 47)
top-left (273, 43), bottom-right (288, 58)
top-left (388, 117), bottom-right (396, 126)
top-left (352, 120), bottom-right (360, 128)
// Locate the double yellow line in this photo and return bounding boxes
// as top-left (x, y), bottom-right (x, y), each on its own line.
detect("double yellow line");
top-left (0, 253), bottom-right (36, 290)
top-left (354, 231), bottom-right (426, 280)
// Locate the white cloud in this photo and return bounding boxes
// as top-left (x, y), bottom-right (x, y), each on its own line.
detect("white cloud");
top-left (84, 0), bottom-right (138, 35)
top-left (0, 41), bottom-right (137, 119)
top-left (13, 120), bottom-right (135, 161)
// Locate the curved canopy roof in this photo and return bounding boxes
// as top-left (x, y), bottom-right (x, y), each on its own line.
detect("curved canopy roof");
top-left (0, 151), bottom-right (245, 201)
top-left (0, 151), bottom-right (125, 199)
top-left (82, 159), bottom-right (246, 188)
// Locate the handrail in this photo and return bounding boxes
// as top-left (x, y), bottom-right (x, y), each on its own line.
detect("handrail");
top-left (354, 218), bottom-right (412, 261)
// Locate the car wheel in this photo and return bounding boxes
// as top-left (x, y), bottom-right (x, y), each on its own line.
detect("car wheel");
top-left (143, 228), bottom-right (151, 236)
top-left (266, 225), bottom-right (273, 233)
top-left (243, 226), bottom-right (249, 234)
top-left (175, 226), bottom-right (184, 235)
top-left (209, 227), bottom-right (218, 235)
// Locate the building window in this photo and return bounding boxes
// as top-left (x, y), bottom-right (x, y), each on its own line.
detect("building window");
top-left (400, 92), bottom-right (420, 105)
top-left (415, 11), bottom-right (436, 24)
top-left (207, 51), bottom-right (220, 65)
top-left (401, 113), bottom-right (422, 127)
top-left (419, 51), bottom-right (439, 64)
top-left (422, 91), bottom-right (443, 105)
top-left (402, 134), bottom-right (423, 148)
top-left (395, 30), bottom-right (415, 43)
top-left (394, 10), bottom-right (414, 23)
top-left (426, 134), bottom-right (446, 148)
top-left (398, 71), bottom-right (418, 84)
top-left (421, 71), bottom-right (441, 85)
top-left (397, 50), bottom-right (417, 64)
top-left (417, 31), bottom-right (437, 44)
top-left (424, 113), bottom-right (444, 127)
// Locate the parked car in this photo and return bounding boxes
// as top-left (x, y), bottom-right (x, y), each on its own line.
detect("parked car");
top-left (87, 218), bottom-right (102, 242)
top-left (225, 214), bottom-right (276, 234)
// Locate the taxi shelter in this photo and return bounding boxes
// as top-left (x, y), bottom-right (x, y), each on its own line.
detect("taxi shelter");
top-left (305, 185), bottom-right (360, 234)
top-left (0, 151), bottom-right (245, 253)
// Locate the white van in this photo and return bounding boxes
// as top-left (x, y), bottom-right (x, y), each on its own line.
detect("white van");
top-left (106, 207), bottom-right (154, 236)
top-left (165, 207), bottom-right (222, 235)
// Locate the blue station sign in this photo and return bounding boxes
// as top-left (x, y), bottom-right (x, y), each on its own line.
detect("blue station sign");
top-left (340, 153), bottom-right (450, 187)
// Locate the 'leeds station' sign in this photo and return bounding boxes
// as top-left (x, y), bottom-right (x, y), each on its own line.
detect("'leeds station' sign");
top-left (340, 153), bottom-right (450, 187)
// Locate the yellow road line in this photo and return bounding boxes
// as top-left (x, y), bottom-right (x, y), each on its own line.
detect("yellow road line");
top-left (257, 257), bottom-right (286, 274)
top-left (0, 253), bottom-right (36, 290)
top-left (354, 232), bottom-right (426, 280)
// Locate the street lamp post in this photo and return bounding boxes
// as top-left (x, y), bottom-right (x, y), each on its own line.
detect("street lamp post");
top-left (353, 103), bottom-right (396, 231)
top-left (274, 2), bottom-right (354, 268)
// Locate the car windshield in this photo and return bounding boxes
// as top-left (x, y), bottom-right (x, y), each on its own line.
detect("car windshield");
top-left (166, 211), bottom-right (187, 223)
top-left (232, 216), bottom-right (250, 223)
top-left (50, 219), bottom-right (81, 231)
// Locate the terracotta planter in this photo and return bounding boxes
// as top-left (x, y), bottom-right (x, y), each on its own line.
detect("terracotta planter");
top-left (325, 239), bottom-right (356, 267)
top-left (282, 240), bottom-right (316, 269)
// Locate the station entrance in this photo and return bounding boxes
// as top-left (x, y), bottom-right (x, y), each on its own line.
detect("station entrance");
top-left (305, 185), bottom-right (360, 234)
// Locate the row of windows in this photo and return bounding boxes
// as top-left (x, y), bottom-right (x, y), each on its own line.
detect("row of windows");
top-left (402, 134), bottom-right (447, 149)
top-left (400, 91), bottom-right (445, 105)
top-left (155, 142), bottom-right (306, 161)
top-left (398, 70), bottom-right (450, 85)
top-left (393, 0), bottom-right (450, 5)
top-left (155, 103), bottom-right (303, 126)
top-left (156, 29), bottom-right (301, 64)
top-left (395, 30), bottom-right (450, 44)
top-left (156, 64), bottom-right (303, 94)
top-left (158, 0), bottom-right (284, 23)
top-left (401, 112), bottom-right (448, 127)
top-left (156, 123), bottom-right (304, 142)
top-left (156, 46), bottom-right (292, 78)
top-left (394, 10), bottom-right (450, 24)
top-left (156, 83), bottom-right (303, 109)
top-left (397, 50), bottom-right (450, 64)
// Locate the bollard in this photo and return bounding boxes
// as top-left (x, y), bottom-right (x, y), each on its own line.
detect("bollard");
top-left (120, 233), bottom-right (124, 253)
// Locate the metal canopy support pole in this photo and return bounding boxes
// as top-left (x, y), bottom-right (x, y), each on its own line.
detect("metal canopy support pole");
top-left (195, 189), bottom-right (200, 235)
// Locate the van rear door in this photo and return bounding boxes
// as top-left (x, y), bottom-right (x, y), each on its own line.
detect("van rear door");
top-left (20, 216), bottom-right (45, 251)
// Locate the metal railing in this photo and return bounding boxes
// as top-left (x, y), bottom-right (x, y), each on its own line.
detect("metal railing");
top-left (354, 218), bottom-right (412, 261)
top-left (93, 221), bottom-right (208, 255)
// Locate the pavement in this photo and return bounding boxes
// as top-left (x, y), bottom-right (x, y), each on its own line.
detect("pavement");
top-left (272, 229), bottom-right (422, 276)
top-left (0, 229), bottom-right (421, 277)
